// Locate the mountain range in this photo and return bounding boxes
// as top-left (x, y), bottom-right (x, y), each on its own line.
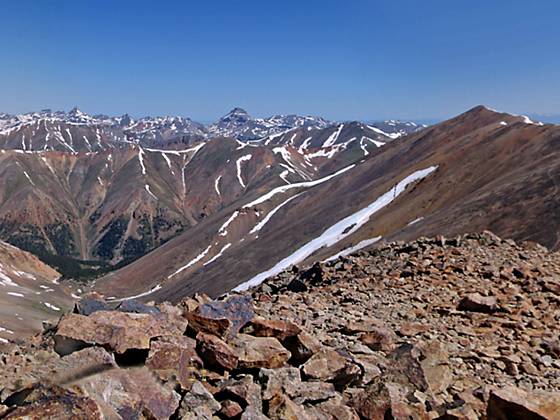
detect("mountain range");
top-left (0, 107), bottom-right (423, 151)
top-left (0, 104), bottom-right (558, 339)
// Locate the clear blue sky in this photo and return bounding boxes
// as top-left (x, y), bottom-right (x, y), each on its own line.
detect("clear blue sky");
top-left (1, 0), bottom-right (559, 121)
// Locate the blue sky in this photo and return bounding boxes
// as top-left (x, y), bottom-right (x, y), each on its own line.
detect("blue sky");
top-left (1, 0), bottom-right (559, 121)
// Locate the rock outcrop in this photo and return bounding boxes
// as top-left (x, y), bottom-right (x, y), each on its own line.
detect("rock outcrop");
top-left (0, 232), bottom-right (558, 419)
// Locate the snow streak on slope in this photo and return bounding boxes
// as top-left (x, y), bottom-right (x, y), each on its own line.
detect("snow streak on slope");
top-left (243, 164), bottom-right (355, 208)
top-left (219, 211), bottom-right (240, 236)
top-left (236, 154), bottom-right (252, 188)
top-left (214, 175), bottom-right (222, 196)
top-left (168, 245), bottom-right (212, 279)
top-left (234, 166), bottom-right (438, 291)
top-left (203, 243), bottom-right (232, 266)
top-left (322, 124), bottom-right (344, 148)
top-left (138, 147), bottom-right (147, 175)
top-left (249, 192), bottom-right (305, 235)
top-left (107, 284), bottom-right (162, 302)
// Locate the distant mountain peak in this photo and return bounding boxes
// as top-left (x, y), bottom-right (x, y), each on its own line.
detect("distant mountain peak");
top-left (221, 107), bottom-right (252, 122)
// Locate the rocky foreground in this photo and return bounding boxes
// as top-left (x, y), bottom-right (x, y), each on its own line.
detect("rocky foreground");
top-left (0, 232), bottom-right (559, 419)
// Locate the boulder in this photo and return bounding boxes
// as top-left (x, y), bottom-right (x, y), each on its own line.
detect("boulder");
top-left (76, 366), bottom-right (181, 420)
top-left (179, 380), bottom-right (221, 419)
top-left (187, 295), bottom-right (254, 339)
top-left (196, 332), bottom-right (238, 372)
top-left (360, 327), bottom-right (397, 352)
top-left (146, 335), bottom-right (203, 390)
top-left (54, 310), bottom-right (183, 355)
top-left (219, 399), bottom-right (244, 418)
top-left (116, 299), bottom-right (160, 314)
top-left (216, 375), bottom-right (263, 411)
top-left (244, 317), bottom-right (301, 341)
top-left (231, 334), bottom-right (291, 369)
top-left (302, 350), bottom-right (361, 390)
top-left (282, 331), bottom-right (322, 365)
top-left (487, 386), bottom-right (560, 419)
top-left (268, 393), bottom-right (311, 420)
top-left (458, 293), bottom-right (498, 313)
top-left (73, 298), bottom-right (110, 316)
top-left (3, 384), bottom-right (103, 419)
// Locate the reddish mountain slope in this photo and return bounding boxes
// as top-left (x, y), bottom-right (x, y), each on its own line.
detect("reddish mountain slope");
top-left (94, 106), bottom-right (560, 301)
top-left (0, 240), bottom-right (72, 340)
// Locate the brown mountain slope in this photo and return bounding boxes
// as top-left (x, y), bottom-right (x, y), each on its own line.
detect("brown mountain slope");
top-left (0, 240), bottom-right (73, 340)
top-left (0, 134), bottom-right (370, 278)
top-left (93, 106), bottom-right (560, 301)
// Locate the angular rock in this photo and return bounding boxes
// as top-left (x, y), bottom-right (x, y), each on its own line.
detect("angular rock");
top-left (244, 317), bottom-right (301, 341)
top-left (219, 399), bottom-right (244, 418)
top-left (54, 310), bottom-right (181, 355)
top-left (302, 350), bottom-right (361, 390)
top-left (350, 381), bottom-right (429, 420)
top-left (268, 393), bottom-right (310, 420)
top-left (73, 298), bottom-right (110, 316)
top-left (231, 333), bottom-right (290, 369)
top-left (458, 293), bottom-right (498, 313)
top-left (487, 386), bottom-right (560, 419)
top-left (217, 375), bottom-right (263, 411)
top-left (76, 366), bottom-right (181, 420)
top-left (179, 380), bottom-right (221, 419)
top-left (3, 384), bottom-right (103, 419)
top-left (360, 327), bottom-right (397, 351)
top-left (146, 335), bottom-right (203, 390)
top-left (282, 331), bottom-right (322, 365)
top-left (196, 332), bottom-right (238, 372)
top-left (187, 295), bottom-right (254, 339)
top-left (117, 299), bottom-right (160, 314)
top-left (241, 405), bottom-right (269, 420)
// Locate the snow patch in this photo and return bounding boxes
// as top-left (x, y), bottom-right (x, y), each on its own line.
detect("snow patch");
top-left (236, 154), bottom-right (252, 188)
top-left (235, 165), bottom-right (438, 291)
top-left (203, 243), bottom-right (232, 266)
top-left (107, 284), bottom-right (162, 302)
top-left (250, 192), bottom-right (304, 235)
top-left (168, 246), bottom-right (211, 278)
top-left (219, 211), bottom-right (239, 236)
top-left (244, 164), bottom-right (354, 208)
